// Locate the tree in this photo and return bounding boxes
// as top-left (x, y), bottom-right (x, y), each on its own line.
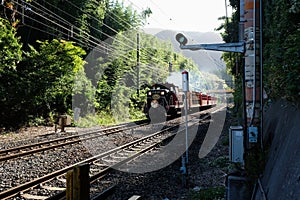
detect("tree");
top-left (94, 31), bottom-right (173, 120)
top-left (0, 37), bottom-right (89, 128)
top-left (0, 17), bottom-right (22, 72)
top-left (20, 39), bottom-right (87, 116)
top-left (101, 1), bottom-right (140, 41)
top-left (0, 17), bottom-right (23, 128)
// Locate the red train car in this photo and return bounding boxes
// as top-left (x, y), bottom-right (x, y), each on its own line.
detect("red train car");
top-left (144, 83), bottom-right (216, 119)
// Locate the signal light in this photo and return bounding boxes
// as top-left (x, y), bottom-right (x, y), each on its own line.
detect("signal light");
top-left (175, 33), bottom-right (188, 46)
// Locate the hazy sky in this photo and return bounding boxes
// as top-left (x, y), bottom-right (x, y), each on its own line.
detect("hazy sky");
top-left (124, 0), bottom-right (233, 32)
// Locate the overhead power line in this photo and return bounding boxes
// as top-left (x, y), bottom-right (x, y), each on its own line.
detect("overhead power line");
top-left (62, 0), bottom-right (137, 48)
top-left (11, 0), bottom-right (172, 67)
top-left (14, 0), bottom-right (121, 54)
top-left (61, 0), bottom-right (167, 64)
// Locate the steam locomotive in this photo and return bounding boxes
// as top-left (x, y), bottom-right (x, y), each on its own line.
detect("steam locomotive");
top-left (144, 83), bottom-right (217, 120)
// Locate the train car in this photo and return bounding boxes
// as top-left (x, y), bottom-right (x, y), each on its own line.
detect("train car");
top-left (144, 83), bottom-right (216, 120)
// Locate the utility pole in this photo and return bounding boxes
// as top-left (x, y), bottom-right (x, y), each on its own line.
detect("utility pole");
top-left (175, 0), bottom-right (263, 157)
top-left (243, 0), bottom-right (261, 149)
top-left (137, 33), bottom-right (140, 97)
top-left (176, 2), bottom-right (263, 198)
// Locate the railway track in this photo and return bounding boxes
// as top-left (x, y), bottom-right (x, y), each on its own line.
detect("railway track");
top-left (0, 121), bottom-right (148, 162)
top-left (0, 106), bottom-right (221, 200)
top-left (0, 106), bottom-right (224, 199)
top-left (0, 120), bottom-right (185, 199)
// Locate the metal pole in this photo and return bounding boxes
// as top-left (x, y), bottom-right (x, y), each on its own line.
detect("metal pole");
top-left (259, 0), bottom-right (264, 151)
top-left (184, 91), bottom-right (188, 164)
top-left (182, 70), bottom-right (189, 165)
top-left (180, 71), bottom-right (189, 186)
top-left (225, 0), bottom-right (229, 25)
top-left (137, 33), bottom-right (140, 97)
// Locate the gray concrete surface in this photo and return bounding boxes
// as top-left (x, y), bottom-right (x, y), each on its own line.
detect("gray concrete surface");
top-left (253, 100), bottom-right (300, 200)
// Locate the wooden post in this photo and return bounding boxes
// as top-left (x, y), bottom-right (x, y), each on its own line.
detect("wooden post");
top-left (61, 116), bottom-right (66, 132)
top-left (66, 170), bottom-right (73, 200)
top-left (66, 163), bottom-right (90, 200)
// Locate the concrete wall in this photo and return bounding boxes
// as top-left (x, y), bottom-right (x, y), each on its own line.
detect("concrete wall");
top-left (254, 100), bottom-right (300, 199)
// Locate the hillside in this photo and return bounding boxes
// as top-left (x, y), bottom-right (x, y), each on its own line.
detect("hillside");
top-left (143, 29), bottom-right (226, 73)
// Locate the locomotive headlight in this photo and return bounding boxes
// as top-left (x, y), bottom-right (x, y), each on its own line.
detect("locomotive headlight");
top-left (148, 91), bottom-right (152, 96)
top-left (160, 91), bottom-right (165, 95)
top-left (151, 100), bottom-right (159, 108)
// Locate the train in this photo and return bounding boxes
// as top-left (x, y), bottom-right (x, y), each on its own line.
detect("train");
top-left (144, 83), bottom-right (217, 120)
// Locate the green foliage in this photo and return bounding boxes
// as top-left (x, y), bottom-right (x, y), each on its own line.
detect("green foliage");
top-left (96, 110), bottom-right (116, 125)
top-left (75, 113), bottom-right (109, 127)
top-left (0, 18), bottom-right (23, 128)
top-left (76, 0), bottom-right (107, 48)
top-left (1, 1), bottom-right (230, 129)
top-left (141, 7), bottom-right (152, 23)
top-left (0, 18), bottom-right (22, 73)
top-left (263, 0), bottom-right (300, 102)
top-left (189, 186), bottom-right (225, 200)
top-left (21, 39), bottom-right (87, 115)
top-left (94, 31), bottom-right (172, 121)
top-left (222, 0), bottom-right (300, 103)
top-left (28, 116), bottom-right (45, 127)
top-left (101, 1), bottom-right (139, 40)
top-left (216, 1), bottom-right (244, 117)
top-left (0, 36), bottom-right (88, 128)
top-left (216, 13), bottom-right (240, 43)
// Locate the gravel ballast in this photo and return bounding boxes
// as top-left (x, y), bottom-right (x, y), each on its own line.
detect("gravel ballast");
top-left (0, 107), bottom-right (234, 199)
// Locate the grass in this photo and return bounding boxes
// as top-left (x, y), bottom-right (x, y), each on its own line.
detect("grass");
top-left (75, 112), bottom-right (116, 128)
top-left (74, 108), bottom-right (146, 128)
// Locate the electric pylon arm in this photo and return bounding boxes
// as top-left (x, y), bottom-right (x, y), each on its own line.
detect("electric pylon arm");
top-left (175, 33), bottom-right (245, 53)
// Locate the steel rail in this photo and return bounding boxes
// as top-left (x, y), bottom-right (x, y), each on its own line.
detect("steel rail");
top-left (0, 107), bottom-right (221, 199)
top-left (48, 125), bottom-right (182, 200)
top-left (0, 121), bottom-right (177, 199)
top-left (0, 122), bottom-right (148, 162)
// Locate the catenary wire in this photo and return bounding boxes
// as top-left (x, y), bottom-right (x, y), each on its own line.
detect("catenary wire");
top-left (61, 0), bottom-right (168, 64)
top-left (19, 0), bottom-right (112, 49)
top-left (11, 1), bottom-right (174, 73)
top-left (14, 0), bottom-right (116, 53)
top-left (62, 0), bottom-right (137, 48)
top-left (16, 10), bottom-right (168, 76)
top-left (18, 11), bottom-right (109, 55)
top-left (36, 0), bottom-right (172, 65)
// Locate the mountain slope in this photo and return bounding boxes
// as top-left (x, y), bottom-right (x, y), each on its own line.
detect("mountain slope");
top-left (144, 29), bottom-right (226, 73)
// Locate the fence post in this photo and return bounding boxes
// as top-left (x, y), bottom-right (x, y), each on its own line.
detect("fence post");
top-left (66, 163), bottom-right (90, 200)
top-left (66, 170), bottom-right (73, 200)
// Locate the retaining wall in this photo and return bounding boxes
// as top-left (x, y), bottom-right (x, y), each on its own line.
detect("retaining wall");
top-left (254, 99), bottom-right (300, 199)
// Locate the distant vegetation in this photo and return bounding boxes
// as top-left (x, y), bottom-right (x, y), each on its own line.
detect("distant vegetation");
top-left (0, 0), bottom-right (225, 129)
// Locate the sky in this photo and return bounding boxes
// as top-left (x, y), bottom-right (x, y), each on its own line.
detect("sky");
top-left (124, 0), bottom-right (233, 32)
